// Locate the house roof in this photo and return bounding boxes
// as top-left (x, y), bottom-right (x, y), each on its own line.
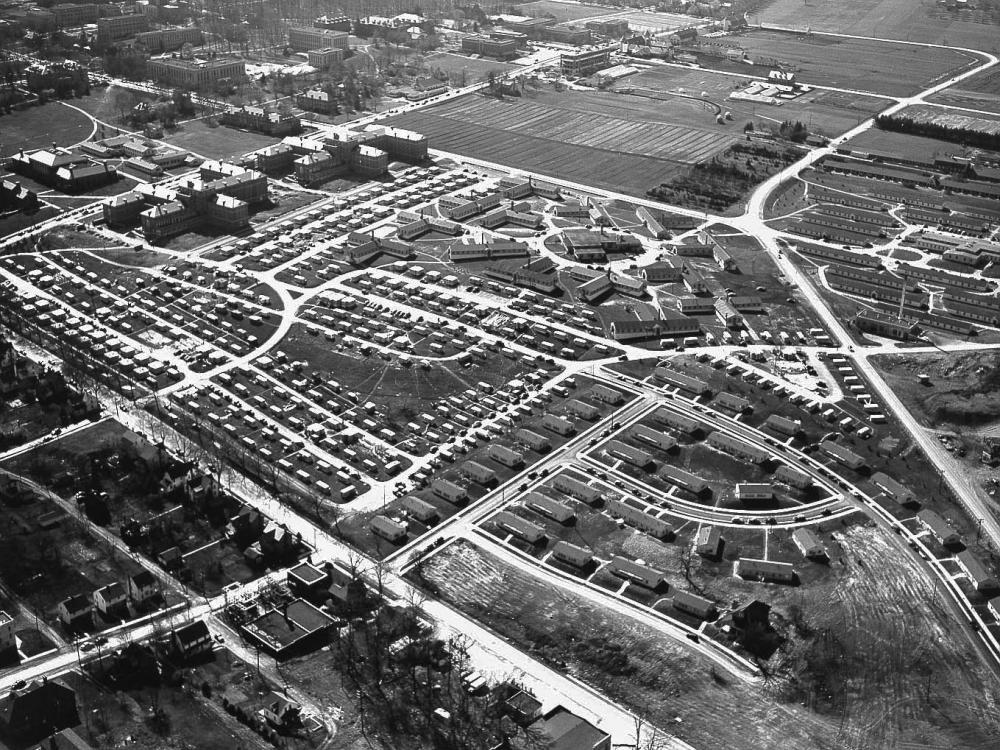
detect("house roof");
top-left (130, 570), bottom-right (156, 588)
top-left (95, 582), bottom-right (126, 600)
top-left (61, 594), bottom-right (91, 614)
top-left (173, 619), bottom-right (210, 646)
top-left (530, 706), bottom-right (609, 750)
top-left (31, 727), bottom-right (93, 750)
top-left (0, 679), bottom-right (77, 736)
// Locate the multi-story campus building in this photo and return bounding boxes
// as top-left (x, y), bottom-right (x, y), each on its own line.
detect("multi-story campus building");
top-left (9, 148), bottom-right (117, 192)
top-left (135, 26), bottom-right (204, 52)
top-left (306, 47), bottom-right (346, 70)
top-left (96, 13), bottom-right (149, 42)
top-left (287, 26), bottom-right (349, 52)
top-left (296, 88), bottom-right (337, 114)
top-left (284, 124), bottom-right (427, 186)
top-left (461, 35), bottom-right (518, 60)
top-left (102, 162), bottom-right (266, 242)
top-left (147, 56), bottom-right (245, 89)
top-left (221, 105), bottom-right (302, 136)
top-left (560, 45), bottom-right (616, 76)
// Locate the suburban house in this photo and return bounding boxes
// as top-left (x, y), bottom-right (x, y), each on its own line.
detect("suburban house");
top-left (57, 594), bottom-right (93, 631)
top-left (0, 610), bottom-right (16, 655)
top-left (171, 619), bottom-right (213, 661)
top-left (92, 582), bottom-right (128, 618)
top-left (327, 565), bottom-right (369, 612)
top-left (127, 570), bottom-right (159, 606)
top-left (528, 706), bottom-right (611, 750)
top-left (259, 692), bottom-right (301, 730)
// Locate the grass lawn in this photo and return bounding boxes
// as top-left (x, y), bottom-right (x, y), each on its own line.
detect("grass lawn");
top-left (0, 101), bottom-right (95, 157)
top-left (161, 120), bottom-right (281, 161)
top-left (700, 29), bottom-right (979, 97)
top-left (422, 52), bottom-right (517, 80)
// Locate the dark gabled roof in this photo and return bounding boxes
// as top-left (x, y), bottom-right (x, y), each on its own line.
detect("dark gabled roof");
top-left (173, 619), bottom-right (210, 645)
top-left (61, 593), bottom-right (91, 614)
top-left (130, 569), bottom-right (157, 588)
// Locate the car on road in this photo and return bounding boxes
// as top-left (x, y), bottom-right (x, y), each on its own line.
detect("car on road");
top-left (80, 642), bottom-right (96, 652)
top-left (11, 680), bottom-right (26, 690)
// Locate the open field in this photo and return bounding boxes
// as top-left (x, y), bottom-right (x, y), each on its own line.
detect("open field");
top-left (414, 532), bottom-right (1000, 749)
top-left (703, 29), bottom-right (980, 97)
top-left (927, 64), bottom-right (1000, 114)
top-left (843, 127), bottom-right (994, 158)
top-left (384, 89), bottom-right (737, 196)
top-left (0, 102), bottom-right (95, 157)
top-left (870, 351), bottom-right (1000, 430)
top-left (422, 52), bottom-right (517, 80)
top-left (754, 0), bottom-right (1000, 53)
top-left (620, 64), bottom-right (890, 138)
top-left (514, 0), bottom-right (625, 22)
top-left (161, 119), bottom-right (281, 161)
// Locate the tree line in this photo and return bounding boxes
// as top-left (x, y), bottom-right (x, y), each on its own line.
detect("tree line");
top-left (875, 113), bottom-right (1000, 152)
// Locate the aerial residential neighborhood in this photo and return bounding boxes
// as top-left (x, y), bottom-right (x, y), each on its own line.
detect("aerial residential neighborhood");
top-left (0, 0), bottom-right (999, 748)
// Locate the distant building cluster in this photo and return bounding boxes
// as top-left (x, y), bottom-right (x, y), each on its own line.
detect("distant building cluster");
top-left (493, 15), bottom-right (593, 45)
top-left (102, 160), bottom-right (267, 242)
top-left (81, 134), bottom-right (191, 173)
top-left (23, 61), bottom-right (89, 96)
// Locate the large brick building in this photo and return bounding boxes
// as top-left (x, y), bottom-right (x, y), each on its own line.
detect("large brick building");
top-left (221, 105), bottom-right (302, 136)
top-left (102, 161), bottom-right (266, 242)
top-left (288, 26), bottom-right (349, 52)
top-left (147, 56), bottom-right (245, 89)
top-left (97, 13), bottom-right (149, 42)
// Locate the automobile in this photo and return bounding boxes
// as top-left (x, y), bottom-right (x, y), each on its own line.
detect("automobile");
top-left (11, 680), bottom-right (26, 690)
top-left (94, 635), bottom-right (108, 646)
top-left (80, 642), bottom-right (96, 652)
top-left (731, 517), bottom-right (745, 524)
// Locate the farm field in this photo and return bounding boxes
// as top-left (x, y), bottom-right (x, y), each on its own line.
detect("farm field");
top-left (704, 29), bottom-right (980, 97)
top-left (754, 0), bottom-right (1000, 53)
top-left (414, 532), bottom-right (1000, 749)
top-left (0, 102), bottom-right (95, 157)
top-left (384, 89), bottom-right (738, 197)
top-left (619, 65), bottom-right (890, 139)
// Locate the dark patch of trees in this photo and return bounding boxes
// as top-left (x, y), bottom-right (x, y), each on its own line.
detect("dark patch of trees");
top-left (875, 113), bottom-right (1000, 151)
